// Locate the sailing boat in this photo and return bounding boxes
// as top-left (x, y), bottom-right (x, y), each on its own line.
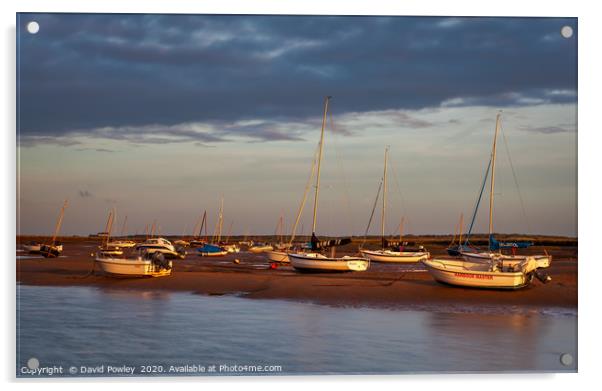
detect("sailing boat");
top-left (288, 96), bottom-right (369, 272)
top-left (422, 113), bottom-right (551, 289)
top-left (98, 209), bottom-right (124, 256)
top-left (198, 199), bottom-right (229, 257)
top-left (360, 147), bottom-right (430, 263)
top-left (106, 215), bottom-right (136, 248)
top-left (458, 114), bottom-right (551, 269)
top-left (39, 200), bottom-right (68, 258)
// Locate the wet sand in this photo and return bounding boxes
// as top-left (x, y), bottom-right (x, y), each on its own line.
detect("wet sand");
top-left (16, 239), bottom-right (577, 310)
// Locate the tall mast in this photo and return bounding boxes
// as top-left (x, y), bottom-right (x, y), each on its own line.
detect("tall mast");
top-left (488, 113), bottom-right (501, 249)
top-left (120, 215), bottom-right (128, 237)
top-left (50, 199), bottom-right (68, 245)
top-left (311, 96), bottom-right (331, 235)
top-left (381, 146), bottom-right (389, 248)
top-left (217, 197), bottom-right (224, 242)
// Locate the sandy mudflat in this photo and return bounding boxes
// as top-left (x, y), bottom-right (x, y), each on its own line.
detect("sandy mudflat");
top-left (16, 238), bottom-right (577, 310)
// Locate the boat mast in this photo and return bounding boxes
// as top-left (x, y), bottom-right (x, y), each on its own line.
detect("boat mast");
top-left (217, 197), bottom-right (224, 242)
top-left (381, 146), bottom-right (389, 249)
top-left (488, 113), bottom-right (501, 250)
top-left (50, 199), bottom-right (68, 246)
top-left (120, 215), bottom-right (128, 238)
top-left (311, 96), bottom-right (331, 236)
top-left (458, 213), bottom-right (464, 245)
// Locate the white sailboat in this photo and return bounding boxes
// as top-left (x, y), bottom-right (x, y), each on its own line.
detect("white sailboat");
top-left (39, 200), bottom-right (68, 258)
top-left (289, 96), bottom-right (369, 273)
top-left (360, 147), bottom-right (430, 263)
top-left (423, 113), bottom-right (551, 289)
top-left (106, 215), bottom-right (136, 248)
top-left (459, 114), bottom-right (551, 269)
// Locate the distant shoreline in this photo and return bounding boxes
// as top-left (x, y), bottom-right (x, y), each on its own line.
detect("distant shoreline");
top-left (16, 234), bottom-right (578, 247)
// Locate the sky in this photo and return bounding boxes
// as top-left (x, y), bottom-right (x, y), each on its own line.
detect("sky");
top-left (16, 13), bottom-right (577, 237)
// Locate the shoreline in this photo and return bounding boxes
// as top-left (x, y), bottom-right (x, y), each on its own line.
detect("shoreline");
top-left (16, 241), bottom-right (578, 312)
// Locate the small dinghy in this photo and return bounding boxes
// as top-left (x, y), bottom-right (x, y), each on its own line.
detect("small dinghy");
top-left (95, 250), bottom-right (172, 278)
top-left (422, 257), bottom-right (550, 289)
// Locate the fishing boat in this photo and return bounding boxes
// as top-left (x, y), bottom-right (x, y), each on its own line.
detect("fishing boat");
top-left (95, 250), bottom-right (172, 278)
top-left (359, 147), bottom-right (429, 263)
top-left (39, 200), bottom-right (68, 258)
top-left (457, 113), bottom-right (552, 269)
top-left (423, 113), bottom-right (551, 289)
top-left (422, 257), bottom-right (549, 289)
top-left (288, 96), bottom-right (369, 273)
top-left (136, 237), bottom-right (186, 259)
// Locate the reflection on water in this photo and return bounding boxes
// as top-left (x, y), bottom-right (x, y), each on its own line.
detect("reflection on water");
top-left (16, 285), bottom-right (576, 376)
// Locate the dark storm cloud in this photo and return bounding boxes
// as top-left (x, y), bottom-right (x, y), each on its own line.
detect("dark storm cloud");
top-left (17, 14), bottom-right (577, 143)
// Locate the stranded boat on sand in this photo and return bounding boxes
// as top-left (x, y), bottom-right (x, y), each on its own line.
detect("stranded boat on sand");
top-left (95, 250), bottom-right (172, 278)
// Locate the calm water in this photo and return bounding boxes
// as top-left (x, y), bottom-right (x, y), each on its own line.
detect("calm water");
top-left (16, 285), bottom-right (577, 377)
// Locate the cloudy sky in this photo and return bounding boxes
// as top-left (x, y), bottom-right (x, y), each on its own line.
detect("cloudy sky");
top-left (16, 13), bottom-right (577, 237)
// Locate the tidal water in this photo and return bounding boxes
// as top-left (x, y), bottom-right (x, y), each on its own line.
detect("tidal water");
top-left (16, 285), bottom-right (577, 377)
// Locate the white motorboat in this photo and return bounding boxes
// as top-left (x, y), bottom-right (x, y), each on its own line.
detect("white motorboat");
top-left (422, 257), bottom-right (548, 289)
top-left (289, 253), bottom-right (368, 272)
top-left (95, 251), bottom-right (172, 278)
top-left (136, 237), bottom-right (185, 259)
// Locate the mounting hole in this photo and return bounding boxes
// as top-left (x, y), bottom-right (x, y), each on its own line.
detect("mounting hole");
top-left (560, 25), bottom-right (573, 39)
top-left (27, 357), bottom-right (40, 370)
top-left (26, 21), bottom-right (40, 34)
top-left (560, 353), bottom-right (573, 366)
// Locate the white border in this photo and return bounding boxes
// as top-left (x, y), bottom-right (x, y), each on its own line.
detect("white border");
top-left (3, 1), bottom-right (599, 390)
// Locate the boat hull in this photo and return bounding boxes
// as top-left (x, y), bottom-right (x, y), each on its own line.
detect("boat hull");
top-left (422, 259), bottom-right (535, 289)
top-left (95, 257), bottom-right (172, 277)
top-left (461, 252), bottom-right (551, 268)
top-left (265, 250), bottom-right (290, 263)
top-left (39, 244), bottom-right (63, 258)
top-left (23, 244), bottom-right (42, 253)
top-left (107, 241), bottom-right (136, 248)
top-left (289, 253), bottom-right (369, 272)
top-left (249, 246), bottom-right (273, 254)
top-left (198, 251), bottom-right (228, 257)
top-left (360, 249), bottom-right (429, 263)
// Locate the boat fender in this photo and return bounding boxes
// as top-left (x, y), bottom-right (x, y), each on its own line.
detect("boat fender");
top-left (233, 259), bottom-right (240, 264)
top-left (270, 262), bottom-right (278, 269)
